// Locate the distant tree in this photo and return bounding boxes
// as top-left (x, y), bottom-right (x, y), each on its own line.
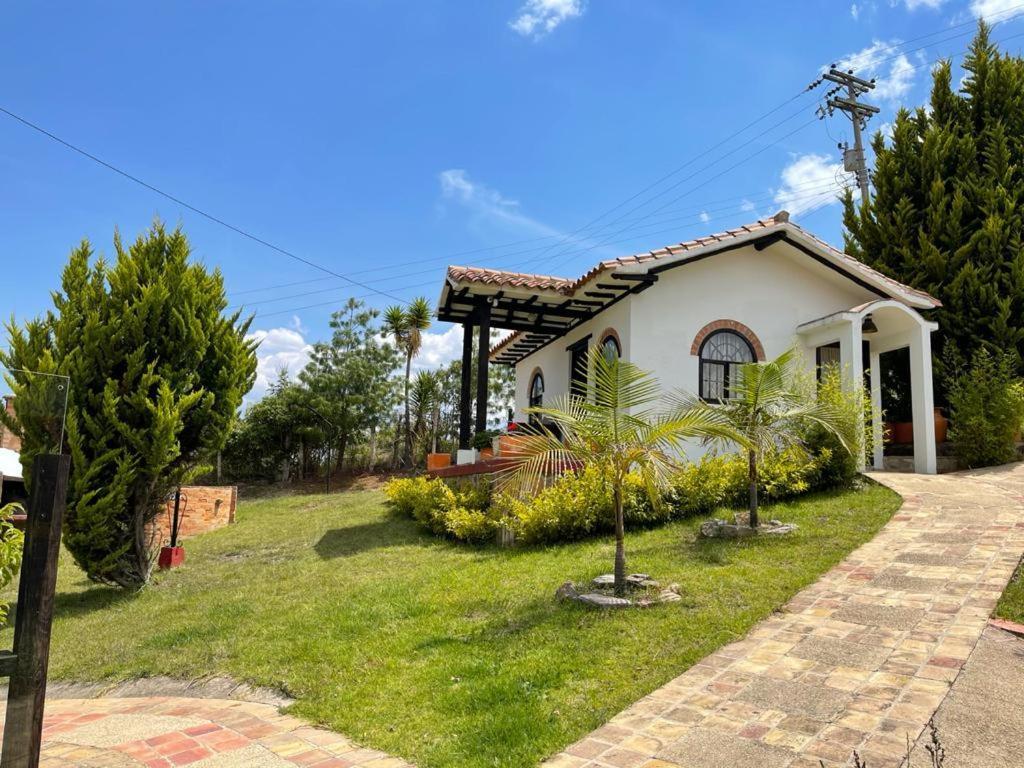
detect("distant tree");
top-left (300, 298), bottom-right (400, 472)
top-left (843, 22), bottom-right (1024, 392)
top-left (410, 370), bottom-right (442, 459)
top-left (223, 373), bottom-right (313, 482)
top-left (0, 222), bottom-right (256, 588)
top-left (382, 297), bottom-right (432, 466)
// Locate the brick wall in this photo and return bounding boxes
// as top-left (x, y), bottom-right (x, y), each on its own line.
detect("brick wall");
top-left (154, 485), bottom-right (237, 546)
top-left (0, 396), bottom-right (21, 452)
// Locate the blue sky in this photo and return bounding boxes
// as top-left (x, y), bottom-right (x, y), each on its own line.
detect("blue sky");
top-left (2, 0), bottom-right (1023, 400)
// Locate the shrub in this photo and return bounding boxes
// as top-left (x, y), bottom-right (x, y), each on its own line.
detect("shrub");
top-left (384, 476), bottom-right (457, 535)
top-left (947, 349), bottom-right (1020, 468)
top-left (668, 447), bottom-right (821, 516)
top-left (0, 503), bottom-right (23, 625)
top-left (803, 365), bottom-right (871, 489)
top-left (387, 446), bottom-right (827, 547)
top-left (496, 464), bottom-right (612, 544)
top-left (384, 476), bottom-right (495, 541)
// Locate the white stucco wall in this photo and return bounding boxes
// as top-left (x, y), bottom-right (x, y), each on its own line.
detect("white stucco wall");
top-left (512, 297), bottom-right (630, 422)
top-left (511, 241), bottom-right (879, 455)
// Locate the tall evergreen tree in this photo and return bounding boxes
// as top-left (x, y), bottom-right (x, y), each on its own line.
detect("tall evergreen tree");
top-left (843, 22), bottom-right (1024, 392)
top-left (0, 222), bottom-right (256, 588)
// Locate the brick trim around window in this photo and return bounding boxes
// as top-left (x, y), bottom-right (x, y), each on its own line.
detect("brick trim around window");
top-left (598, 327), bottom-right (622, 357)
top-left (689, 319), bottom-right (765, 361)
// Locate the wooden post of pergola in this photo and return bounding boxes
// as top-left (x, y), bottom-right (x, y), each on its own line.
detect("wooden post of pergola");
top-left (458, 321), bottom-right (473, 450)
top-left (474, 302), bottom-right (490, 437)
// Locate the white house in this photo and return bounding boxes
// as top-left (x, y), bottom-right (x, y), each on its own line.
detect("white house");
top-left (436, 211), bottom-right (941, 473)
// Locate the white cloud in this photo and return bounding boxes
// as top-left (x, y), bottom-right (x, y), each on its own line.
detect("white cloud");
top-left (902, 0), bottom-right (944, 9)
top-left (412, 325), bottom-right (464, 372)
top-left (437, 168), bottom-right (620, 261)
top-left (740, 199), bottom-right (756, 213)
top-left (699, 211), bottom-right (711, 223)
top-left (773, 154), bottom-right (857, 217)
top-left (970, 0), bottom-right (1022, 20)
top-left (244, 327), bottom-right (313, 405)
top-left (510, 0), bottom-right (584, 38)
top-left (851, 3), bottom-right (860, 19)
top-left (834, 40), bottom-right (922, 104)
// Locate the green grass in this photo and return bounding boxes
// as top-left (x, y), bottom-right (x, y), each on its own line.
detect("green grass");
top-left (995, 558), bottom-right (1024, 624)
top-left (6, 482), bottom-right (900, 768)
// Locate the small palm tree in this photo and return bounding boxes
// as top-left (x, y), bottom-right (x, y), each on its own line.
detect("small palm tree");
top-left (410, 369), bottom-right (442, 458)
top-left (692, 348), bottom-right (857, 529)
top-left (499, 347), bottom-right (743, 596)
top-left (382, 297), bottom-right (433, 467)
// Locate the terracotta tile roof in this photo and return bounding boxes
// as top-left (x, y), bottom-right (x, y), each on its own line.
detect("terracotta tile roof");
top-left (445, 266), bottom-right (573, 294)
top-left (440, 211), bottom-right (942, 361)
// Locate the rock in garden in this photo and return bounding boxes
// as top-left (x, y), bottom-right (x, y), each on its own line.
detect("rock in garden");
top-left (592, 574), bottom-right (616, 587)
top-left (555, 581), bottom-right (579, 601)
top-left (576, 592), bottom-right (631, 609)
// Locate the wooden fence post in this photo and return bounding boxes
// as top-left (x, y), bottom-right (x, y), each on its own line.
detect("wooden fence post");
top-left (1, 454), bottom-right (70, 768)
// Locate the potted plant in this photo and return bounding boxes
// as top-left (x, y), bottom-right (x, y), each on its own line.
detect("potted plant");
top-left (472, 430), bottom-right (499, 459)
top-left (158, 489), bottom-right (187, 570)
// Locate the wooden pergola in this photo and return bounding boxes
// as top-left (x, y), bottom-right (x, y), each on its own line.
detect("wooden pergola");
top-left (436, 266), bottom-right (657, 448)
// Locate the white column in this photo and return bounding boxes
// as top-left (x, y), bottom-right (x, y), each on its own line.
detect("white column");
top-left (910, 325), bottom-right (937, 474)
top-left (839, 319), bottom-right (866, 471)
top-left (870, 347), bottom-right (884, 470)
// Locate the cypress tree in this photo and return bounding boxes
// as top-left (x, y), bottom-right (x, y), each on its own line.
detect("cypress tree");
top-left (0, 222), bottom-right (257, 588)
top-left (843, 22), bottom-right (1024, 392)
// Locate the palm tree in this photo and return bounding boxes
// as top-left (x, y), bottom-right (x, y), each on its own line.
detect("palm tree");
top-left (382, 297), bottom-right (432, 467)
top-left (410, 369), bottom-right (442, 459)
top-left (692, 348), bottom-right (857, 529)
top-left (499, 347), bottom-right (743, 596)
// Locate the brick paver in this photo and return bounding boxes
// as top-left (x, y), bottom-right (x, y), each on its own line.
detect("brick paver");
top-left (2, 695), bottom-right (413, 768)
top-left (545, 464), bottom-right (1024, 768)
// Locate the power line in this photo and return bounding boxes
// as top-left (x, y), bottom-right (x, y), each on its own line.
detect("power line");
top-left (247, 180), bottom-right (856, 318)
top-left (229, 174), bottom-right (854, 299)
top-left (0, 106), bottom-right (410, 305)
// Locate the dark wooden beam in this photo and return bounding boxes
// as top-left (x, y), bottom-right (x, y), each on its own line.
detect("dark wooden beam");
top-left (584, 291), bottom-right (616, 299)
top-left (458, 323), bottom-right (473, 449)
top-left (754, 231), bottom-right (786, 251)
top-left (611, 273), bottom-right (658, 282)
top-left (475, 304), bottom-right (491, 436)
top-left (596, 282), bottom-right (631, 291)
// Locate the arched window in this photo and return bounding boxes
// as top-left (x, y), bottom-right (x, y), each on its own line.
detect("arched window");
top-left (699, 330), bottom-right (754, 401)
top-left (600, 332), bottom-right (621, 363)
top-left (528, 370), bottom-right (544, 409)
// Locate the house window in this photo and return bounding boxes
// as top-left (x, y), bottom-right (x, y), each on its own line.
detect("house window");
top-left (529, 371), bottom-right (544, 408)
top-left (600, 332), bottom-right (621, 363)
top-left (567, 337), bottom-right (591, 399)
top-left (699, 330), bottom-right (755, 401)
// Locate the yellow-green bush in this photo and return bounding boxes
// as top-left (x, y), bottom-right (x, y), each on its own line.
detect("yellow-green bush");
top-left (384, 476), bottom-right (497, 542)
top-left (386, 446), bottom-right (829, 546)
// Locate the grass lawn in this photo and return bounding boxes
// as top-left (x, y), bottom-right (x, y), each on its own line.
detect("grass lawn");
top-left (995, 558), bottom-right (1024, 625)
top-left (6, 481), bottom-right (900, 768)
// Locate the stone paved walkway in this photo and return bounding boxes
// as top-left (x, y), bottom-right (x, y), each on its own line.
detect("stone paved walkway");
top-left (545, 464), bottom-right (1024, 768)
top-left (9, 694), bottom-right (411, 768)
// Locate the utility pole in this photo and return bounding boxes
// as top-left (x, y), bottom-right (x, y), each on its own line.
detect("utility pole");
top-left (812, 66), bottom-right (880, 205)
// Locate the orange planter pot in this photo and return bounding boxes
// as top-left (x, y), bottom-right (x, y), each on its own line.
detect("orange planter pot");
top-left (479, 447), bottom-right (494, 459)
top-left (933, 408), bottom-right (948, 444)
top-left (498, 435), bottom-right (528, 456)
top-left (892, 422), bottom-right (914, 445)
top-left (426, 453), bottom-right (452, 471)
